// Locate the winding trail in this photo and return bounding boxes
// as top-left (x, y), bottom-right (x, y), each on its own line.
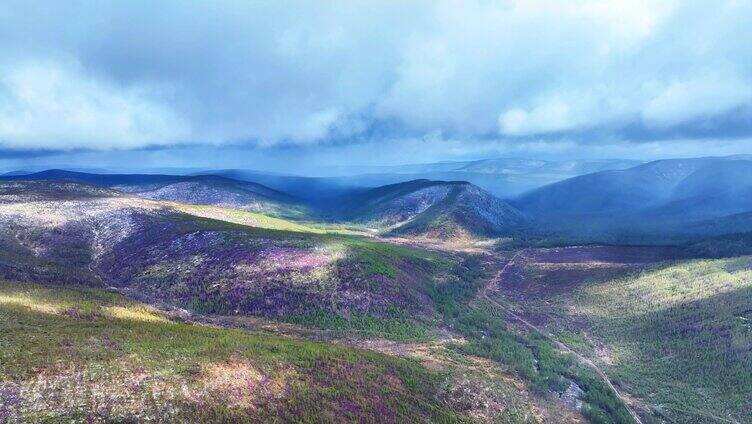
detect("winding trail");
top-left (480, 250), bottom-right (645, 424)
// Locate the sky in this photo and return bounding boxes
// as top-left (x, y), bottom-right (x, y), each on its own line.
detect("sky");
top-left (1, 0), bottom-right (751, 173)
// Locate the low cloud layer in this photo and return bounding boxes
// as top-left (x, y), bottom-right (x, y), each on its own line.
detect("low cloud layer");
top-left (0, 0), bottom-right (750, 155)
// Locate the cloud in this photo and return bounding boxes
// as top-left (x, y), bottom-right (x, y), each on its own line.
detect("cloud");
top-left (261, 108), bottom-right (342, 146)
top-left (0, 0), bottom-right (750, 153)
top-left (378, 0), bottom-right (677, 136)
top-left (499, 99), bottom-right (576, 136)
top-left (0, 61), bottom-right (188, 150)
top-left (643, 73), bottom-right (752, 128)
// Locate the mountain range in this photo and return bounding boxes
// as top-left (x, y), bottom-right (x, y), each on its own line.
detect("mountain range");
top-left (301, 158), bottom-right (642, 197)
top-left (2, 155), bottom-right (752, 423)
top-left (6, 155), bottom-right (752, 241)
top-left (5, 157), bottom-right (638, 199)
top-left (515, 155), bottom-right (752, 238)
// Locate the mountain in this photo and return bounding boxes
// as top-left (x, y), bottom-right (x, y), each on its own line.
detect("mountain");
top-left (515, 156), bottom-right (752, 237)
top-left (3, 171), bottom-right (731, 423)
top-left (1, 170), bottom-right (33, 176)
top-left (336, 179), bottom-right (527, 238)
top-left (0, 171), bottom-right (524, 239)
top-left (313, 158), bottom-right (641, 178)
top-left (517, 157), bottom-right (752, 217)
top-left (0, 169), bottom-right (308, 218)
top-left (455, 158), bottom-right (642, 176)
top-left (0, 179), bottom-right (467, 320)
top-left (199, 158), bottom-right (641, 199)
top-left (660, 160), bottom-right (752, 218)
top-left (0, 180), bottom-right (493, 422)
top-left (115, 177), bottom-right (307, 218)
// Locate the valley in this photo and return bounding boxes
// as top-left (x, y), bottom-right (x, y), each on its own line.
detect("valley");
top-left (2, 3), bottom-right (750, 423)
top-left (488, 247), bottom-right (751, 423)
top-left (1, 160), bottom-right (751, 423)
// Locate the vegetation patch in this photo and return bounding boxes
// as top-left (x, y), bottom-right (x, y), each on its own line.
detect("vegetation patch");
top-left (176, 204), bottom-right (324, 234)
top-left (0, 281), bottom-right (467, 423)
top-left (500, 248), bottom-right (752, 423)
top-left (567, 257), bottom-right (752, 423)
top-left (286, 309), bottom-right (430, 341)
top-left (420, 254), bottom-right (635, 423)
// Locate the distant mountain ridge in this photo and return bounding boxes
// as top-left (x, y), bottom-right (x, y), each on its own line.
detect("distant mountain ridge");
top-left (312, 158), bottom-right (642, 177)
top-left (515, 156), bottom-right (752, 236)
top-left (7, 154), bottom-right (752, 240)
top-left (198, 158), bottom-right (642, 198)
top-left (0, 169), bottom-right (307, 217)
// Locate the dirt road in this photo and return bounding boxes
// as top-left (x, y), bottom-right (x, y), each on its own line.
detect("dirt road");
top-left (480, 250), bottom-right (645, 424)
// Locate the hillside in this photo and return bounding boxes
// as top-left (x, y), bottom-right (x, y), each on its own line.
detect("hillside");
top-left (335, 180), bottom-right (527, 239)
top-left (655, 160), bottom-right (752, 218)
top-left (0, 180), bottom-right (470, 327)
top-left (0, 281), bottom-right (466, 422)
top-left (8, 171), bottom-right (749, 424)
top-left (515, 156), bottom-right (752, 238)
top-left (0, 180), bottom-right (647, 423)
top-left (0, 170), bottom-right (308, 218)
top-left (489, 246), bottom-right (752, 423)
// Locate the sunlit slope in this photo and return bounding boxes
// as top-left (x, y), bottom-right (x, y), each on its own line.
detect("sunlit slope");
top-left (571, 257), bottom-right (752, 423)
top-left (0, 281), bottom-right (466, 423)
top-left (174, 203), bottom-right (324, 233)
top-left (1, 169), bottom-right (310, 218)
top-left (502, 249), bottom-right (752, 423)
top-left (0, 181), bottom-right (466, 334)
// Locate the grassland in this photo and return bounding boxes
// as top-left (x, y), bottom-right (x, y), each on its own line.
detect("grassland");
top-left (0, 281), bottom-right (470, 423)
top-left (175, 204), bottom-right (326, 234)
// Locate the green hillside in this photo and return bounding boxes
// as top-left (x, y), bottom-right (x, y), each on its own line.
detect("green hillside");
top-left (499, 249), bottom-right (752, 423)
top-left (572, 257), bottom-right (752, 423)
top-left (0, 281), bottom-right (466, 423)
